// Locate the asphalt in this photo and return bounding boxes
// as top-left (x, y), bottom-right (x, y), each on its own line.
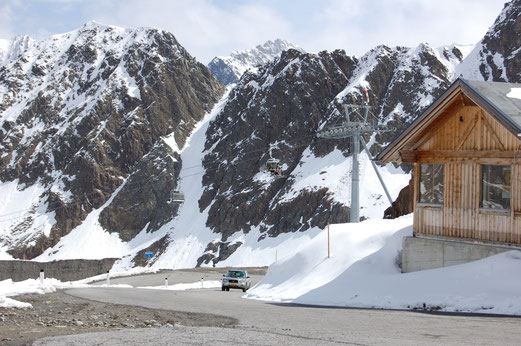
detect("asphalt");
top-left (33, 269), bottom-right (521, 345)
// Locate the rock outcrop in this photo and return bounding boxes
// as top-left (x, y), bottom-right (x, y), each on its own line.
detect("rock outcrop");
top-left (0, 22), bottom-right (224, 259)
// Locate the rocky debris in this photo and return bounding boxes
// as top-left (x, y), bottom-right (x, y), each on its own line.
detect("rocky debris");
top-left (0, 290), bottom-right (237, 345)
top-left (196, 241), bottom-right (244, 267)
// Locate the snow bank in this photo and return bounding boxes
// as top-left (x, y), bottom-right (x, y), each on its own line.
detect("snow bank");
top-left (0, 267), bottom-right (217, 308)
top-left (139, 280), bottom-right (221, 291)
top-left (246, 215), bottom-right (521, 315)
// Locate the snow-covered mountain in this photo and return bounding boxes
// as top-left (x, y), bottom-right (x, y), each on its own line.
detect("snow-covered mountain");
top-left (457, 0), bottom-right (521, 81)
top-left (207, 39), bottom-right (304, 85)
top-left (0, 21), bottom-right (224, 259)
top-left (1, 0), bottom-right (520, 269)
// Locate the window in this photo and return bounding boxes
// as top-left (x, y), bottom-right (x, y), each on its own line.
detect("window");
top-left (419, 164), bottom-right (444, 204)
top-left (481, 165), bottom-right (511, 210)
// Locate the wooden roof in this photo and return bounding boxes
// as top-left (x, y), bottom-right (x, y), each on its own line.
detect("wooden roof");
top-left (377, 78), bottom-right (521, 164)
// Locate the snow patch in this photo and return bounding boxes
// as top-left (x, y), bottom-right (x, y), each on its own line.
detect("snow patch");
top-left (507, 88), bottom-right (521, 100)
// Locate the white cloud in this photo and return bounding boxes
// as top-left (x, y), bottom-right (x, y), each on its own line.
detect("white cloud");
top-left (0, 1), bottom-right (17, 39)
top-left (0, 0), bottom-right (508, 63)
top-left (89, 0), bottom-right (292, 63)
top-left (301, 0), bottom-right (506, 56)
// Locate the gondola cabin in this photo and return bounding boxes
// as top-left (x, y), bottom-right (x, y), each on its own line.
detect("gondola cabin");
top-left (377, 79), bottom-right (521, 271)
top-left (167, 190), bottom-right (184, 204)
top-left (263, 147), bottom-right (283, 176)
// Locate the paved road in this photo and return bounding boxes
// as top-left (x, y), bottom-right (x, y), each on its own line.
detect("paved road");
top-left (37, 270), bottom-right (521, 345)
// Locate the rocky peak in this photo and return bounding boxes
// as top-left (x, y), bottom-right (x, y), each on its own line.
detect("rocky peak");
top-left (456, 0), bottom-right (521, 82)
top-left (207, 39), bottom-right (304, 85)
top-left (0, 22), bottom-right (224, 259)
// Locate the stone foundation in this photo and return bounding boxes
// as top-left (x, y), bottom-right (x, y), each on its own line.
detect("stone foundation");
top-left (402, 235), bottom-right (521, 273)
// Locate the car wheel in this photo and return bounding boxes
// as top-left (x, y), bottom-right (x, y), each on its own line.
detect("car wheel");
top-left (226, 287), bottom-right (230, 291)
top-left (242, 288), bottom-right (246, 292)
top-left (221, 286), bottom-right (225, 291)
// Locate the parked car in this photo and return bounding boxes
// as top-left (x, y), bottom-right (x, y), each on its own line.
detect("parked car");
top-left (221, 269), bottom-right (251, 292)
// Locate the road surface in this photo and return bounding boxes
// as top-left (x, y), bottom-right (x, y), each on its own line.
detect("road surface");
top-left (34, 269), bottom-right (521, 345)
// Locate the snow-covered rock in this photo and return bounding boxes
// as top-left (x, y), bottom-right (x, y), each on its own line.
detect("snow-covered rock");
top-left (208, 39), bottom-right (304, 85)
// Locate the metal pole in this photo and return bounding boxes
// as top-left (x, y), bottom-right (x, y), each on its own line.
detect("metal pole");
top-left (165, 278), bottom-right (168, 289)
top-left (360, 137), bottom-right (393, 205)
top-left (328, 223), bottom-right (330, 258)
top-left (350, 130), bottom-right (360, 223)
top-left (106, 271), bottom-right (110, 286)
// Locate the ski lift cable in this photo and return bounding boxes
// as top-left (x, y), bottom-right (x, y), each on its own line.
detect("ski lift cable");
top-left (0, 111), bottom-right (362, 222)
top-left (0, 104), bottom-right (376, 223)
top-left (0, 133), bottom-right (340, 224)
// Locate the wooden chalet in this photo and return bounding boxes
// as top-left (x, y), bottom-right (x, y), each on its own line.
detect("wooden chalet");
top-left (378, 78), bottom-right (521, 245)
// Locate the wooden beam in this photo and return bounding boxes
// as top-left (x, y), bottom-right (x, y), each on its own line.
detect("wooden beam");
top-left (418, 150), bottom-right (519, 160)
top-left (379, 87), bottom-right (467, 163)
top-left (399, 150), bottom-right (417, 162)
top-left (481, 113), bottom-right (506, 150)
top-left (410, 101), bottom-right (467, 150)
top-left (455, 114), bottom-right (478, 151)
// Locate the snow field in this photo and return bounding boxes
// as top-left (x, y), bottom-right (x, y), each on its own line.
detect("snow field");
top-left (246, 215), bottom-right (521, 315)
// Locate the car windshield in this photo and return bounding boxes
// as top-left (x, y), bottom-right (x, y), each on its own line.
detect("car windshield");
top-left (227, 271), bottom-right (244, 278)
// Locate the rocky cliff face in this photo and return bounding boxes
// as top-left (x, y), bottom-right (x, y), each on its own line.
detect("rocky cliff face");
top-left (1, 0), bottom-right (520, 267)
top-left (196, 42), bottom-right (467, 264)
top-left (457, 0), bottom-right (521, 82)
top-left (0, 22), bottom-right (224, 259)
top-left (207, 39), bottom-right (303, 85)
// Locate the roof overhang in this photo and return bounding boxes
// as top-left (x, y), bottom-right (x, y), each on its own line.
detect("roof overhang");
top-left (376, 78), bottom-right (521, 164)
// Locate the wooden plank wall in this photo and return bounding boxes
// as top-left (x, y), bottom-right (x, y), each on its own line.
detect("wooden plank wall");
top-left (414, 104), bottom-right (521, 244)
top-left (417, 161), bottom-right (520, 244)
top-left (419, 108), bottom-right (521, 152)
top-left (443, 163), bottom-right (477, 239)
top-left (416, 206), bottom-right (443, 235)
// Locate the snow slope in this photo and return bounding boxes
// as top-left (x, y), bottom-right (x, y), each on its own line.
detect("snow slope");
top-left (246, 215), bottom-right (521, 315)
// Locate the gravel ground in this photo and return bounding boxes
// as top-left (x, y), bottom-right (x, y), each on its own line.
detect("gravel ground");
top-left (0, 290), bottom-right (237, 346)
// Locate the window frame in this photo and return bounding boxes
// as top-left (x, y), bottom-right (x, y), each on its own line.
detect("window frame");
top-left (417, 163), bottom-right (444, 206)
top-left (480, 164), bottom-right (511, 211)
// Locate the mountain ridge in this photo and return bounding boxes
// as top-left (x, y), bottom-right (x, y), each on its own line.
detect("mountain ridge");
top-left (1, 0), bottom-right (520, 267)
top-left (208, 39), bottom-right (304, 85)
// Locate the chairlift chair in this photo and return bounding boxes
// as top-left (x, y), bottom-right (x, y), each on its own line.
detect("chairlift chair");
top-left (167, 190), bottom-right (185, 204)
top-left (263, 147), bottom-right (283, 177)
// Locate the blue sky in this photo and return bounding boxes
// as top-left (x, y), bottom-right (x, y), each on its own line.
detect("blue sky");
top-left (0, 0), bottom-right (508, 63)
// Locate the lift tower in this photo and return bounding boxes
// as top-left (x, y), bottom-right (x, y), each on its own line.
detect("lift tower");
top-left (317, 89), bottom-right (394, 223)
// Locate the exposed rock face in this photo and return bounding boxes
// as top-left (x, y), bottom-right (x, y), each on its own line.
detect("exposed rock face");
top-left (2, 0), bottom-right (521, 267)
top-left (384, 178), bottom-right (414, 219)
top-left (457, 0), bottom-right (521, 82)
top-left (202, 50), bottom-right (355, 242)
top-left (0, 22), bottom-right (224, 259)
top-left (208, 39), bottom-right (304, 85)
top-left (197, 44), bottom-right (462, 262)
